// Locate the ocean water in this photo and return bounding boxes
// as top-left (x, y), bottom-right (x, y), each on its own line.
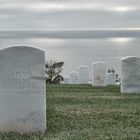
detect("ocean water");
top-left (0, 31), bottom-right (139, 78)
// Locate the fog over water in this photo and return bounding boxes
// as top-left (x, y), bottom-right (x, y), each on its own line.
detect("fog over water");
top-left (0, 0), bottom-right (140, 77)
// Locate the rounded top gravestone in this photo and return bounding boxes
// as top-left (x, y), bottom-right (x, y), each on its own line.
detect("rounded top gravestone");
top-left (0, 46), bottom-right (46, 133)
top-left (78, 65), bottom-right (89, 84)
top-left (69, 71), bottom-right (78, 84)
top-left (92, 61), bottom-right (107, 86)
top-left (107, 73), bottom-right (116, 85)
top-left (121, 56), bottom-right (140, 93)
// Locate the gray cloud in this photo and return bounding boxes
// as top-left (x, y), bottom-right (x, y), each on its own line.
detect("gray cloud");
top-left (0, 0), bottom-right (140, 29)
top-left (0, 29), bottom-right (140, 39)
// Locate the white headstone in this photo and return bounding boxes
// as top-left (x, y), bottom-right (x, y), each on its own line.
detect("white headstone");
top-left (107, 73), bottom-right (116, 85)
top-left (92, 62), bottom-right (107, 86)
top-left (64, 77), bottom-right (70, 84)
top-left (60, 81), bottom-right (64, 84)
top-left (69, 71), bottom-right (78, 84)
top-left (0, 46), bottom-right (46, 133)
top-left (121, 56), bottom-right (140, 93)
top-left (78, 65), bottom-right (89, 84)
top-left (88, 80), bottom-right (92, 85)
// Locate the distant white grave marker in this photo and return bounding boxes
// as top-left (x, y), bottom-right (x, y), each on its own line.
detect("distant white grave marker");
top-left (69, 71), bottom-right (78, 84)
top-left (92, 62), bottom-right (107, 86)
top-left (0, 46), bottom-right (46, 133)
top-left (60, 81), bottom-right (64, 84)
top-left (107, 73), bottom-right (116, 85)
top-left (121, 56), bottom-right (140, 93)
top-left (78, 65), bottom-right (89, 84)
top-left (64, 77), bottom-right (70, 84)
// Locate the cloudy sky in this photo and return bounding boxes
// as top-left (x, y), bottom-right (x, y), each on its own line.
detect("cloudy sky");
top-left (0, 0), bottom-right (140, 77)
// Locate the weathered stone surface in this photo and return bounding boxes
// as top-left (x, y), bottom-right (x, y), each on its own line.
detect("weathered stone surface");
top-left (107, 73), bottom-right (116, 85)
top-left (92, 62), bottom-right (107, 86)
top-left (121, 56), bottom-right (140, 93)
top-left (0, 46), bottom-right (46, 133)
top-left (78, 65), bottom-right (89, 84)
top-left (69, 71), bottom-right (78, 84)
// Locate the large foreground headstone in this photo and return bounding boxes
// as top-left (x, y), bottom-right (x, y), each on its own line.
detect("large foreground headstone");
top-left (107, 73), bottom-right (116, 85)
top-left (78, 65), bottom-right (89, 84)
top-left (92, 62), bottom-right (107, 86)
top-left (0, 46), bottom-right (46, 133)
top-left (69, 71), bottom-right (78, 84)
top-left (121, 56), bottom-right (140, 93)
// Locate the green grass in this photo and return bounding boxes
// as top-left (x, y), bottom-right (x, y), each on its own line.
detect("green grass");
top-left (1, 85), bottom-right (140, 140)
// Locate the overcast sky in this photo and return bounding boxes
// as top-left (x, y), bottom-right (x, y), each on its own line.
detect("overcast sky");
top-left (0, 0), bottom-right (140, 77)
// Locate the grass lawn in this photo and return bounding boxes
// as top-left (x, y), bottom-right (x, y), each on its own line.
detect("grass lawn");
top-left (0, 85), bottom-right (140, 140)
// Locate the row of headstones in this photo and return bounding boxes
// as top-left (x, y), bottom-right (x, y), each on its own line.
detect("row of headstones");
top-left (64, 56), bottom-right (140, 94)
top-left (63, 62), bottom-right (116, 86)
top-left (0, 46), bottom-right (139, 133)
